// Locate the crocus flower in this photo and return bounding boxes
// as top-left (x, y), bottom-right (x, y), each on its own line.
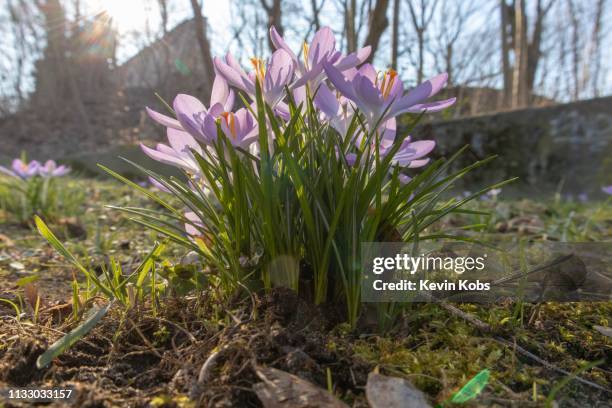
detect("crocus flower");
top-left (602, 186), bottom-right (612, 195)
top-left (38, 160), bottom-right (71, 177)
top-left (269, 26), bottom-right (371, 89)
top-left (0, 159), bottom-right (41, 179)
top-left (145, 75), bottom-right (234, 136)
top-left (314, 82), bottom-right (356, 138)
top-left (324, 63), bottom-right (455, 130)
top-left (141, 128), bottom-right (203, 176)
top-left (214, 49), bottom-right (294, 108)
top-left (217, 109), bottom-right (258, 148)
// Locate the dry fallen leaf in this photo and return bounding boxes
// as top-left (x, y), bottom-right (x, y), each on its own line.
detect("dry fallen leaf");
top-left (253, 365), bottom-right (348, 408)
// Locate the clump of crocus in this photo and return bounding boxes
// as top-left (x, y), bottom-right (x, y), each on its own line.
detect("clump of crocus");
top-left (0, 159), bottom-right (70, 179)
top-left (0, 157), bottom-right (77, 226)
top-left (116, 25), bottom-right (508, 328)
top-left (602, 186), bottom-right (612, 195)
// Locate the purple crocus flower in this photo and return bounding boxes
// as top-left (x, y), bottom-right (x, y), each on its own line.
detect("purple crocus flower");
top-left (269, 26), bottom-right (370, 89)
top-left (602, 186), bottom-right (612, 195)
top-left (148, 176), bottom-right (171, 193)
top-left (353, 118), bottom-right (435, 169)
top-left (217, 109), bottom-right (258, 148)
top-left (141, 128), bottom-right (204, 176)
top-left (39, 160), bottom-right (71, 177)
top-left (145, 75), bottom-right (234, 136)
top-left (323, 63), bottom-right (455, 130)
top-left (314, 82), bottom-right (356, 138)
top-left (213, 49), bottom-right (294, 108)
top-left (0, 159), bottom-right (41, 179)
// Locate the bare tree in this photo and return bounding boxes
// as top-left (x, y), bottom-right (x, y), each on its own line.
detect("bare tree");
top-left (344, 0), bottom-right (358, 53)
top-left (499, 0), bottom-right (556, 107)
top-left (363, 0), bottom-right (390, 62)
top-left (432, 0), bottom-right (477, 85)
top-left (310, 0), bottom-right (324, 31)
top-left (582, 0), bottom-right (606, 97)
top-left (406, 0), bottom-right (439, 83)
top-left (390, 0), bottom-right (400, 69)
top-left (259, 0), bottom-right (282, 51)
top-left (189, 0), bottom-right (215, 95)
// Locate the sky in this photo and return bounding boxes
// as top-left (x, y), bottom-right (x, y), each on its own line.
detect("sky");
top-left (87, 0), bottom-right (232, 62)
top-left (1, 0), bottom-right (610, 105)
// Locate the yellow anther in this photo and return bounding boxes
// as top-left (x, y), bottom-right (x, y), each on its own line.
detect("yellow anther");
top-left (302, 41), bottom-right (310, 69)
top-left (250, 57), bottom-right (266, 83)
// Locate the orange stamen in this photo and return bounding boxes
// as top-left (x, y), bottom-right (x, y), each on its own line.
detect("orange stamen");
top-left (380, 69), bottom-right (398, 99)
top-left (221, 112), bottom-right (237, 138)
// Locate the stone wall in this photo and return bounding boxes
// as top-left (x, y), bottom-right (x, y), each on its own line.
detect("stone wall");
top-left (408, 96), bottom-right (612, 197)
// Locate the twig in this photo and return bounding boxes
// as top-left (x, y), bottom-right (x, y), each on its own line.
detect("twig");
top-left (435, 300), bottom-right (612, 394)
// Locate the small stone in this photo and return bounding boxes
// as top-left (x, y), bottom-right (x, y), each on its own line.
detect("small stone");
top-left (366, 372), bottom-right (432, 408)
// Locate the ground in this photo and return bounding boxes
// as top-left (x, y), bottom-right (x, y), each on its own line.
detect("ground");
top-left (0, 178), bottom-right (610, 407)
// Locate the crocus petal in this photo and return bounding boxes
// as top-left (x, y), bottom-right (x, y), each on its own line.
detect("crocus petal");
top-left (149, 176), bottom-right (171, 193)
top-left (213, 56), bottom-right (255, 95)
top-left (314, 83), bottom-right (339, 118)
top-left (354, 74), bottom-right (383, 115)
top-left (173, 94), bottom-right (206, 116)
top-left (224, 90), bottom-right (235, 112)
top-left (202, 114), bottom-right (219, 142)
top-left (399, 174), bottom-right (412, 184)
top-left (357, 63), bottom-right (378, 82)
top-left (269, 26), bottom-right (298, 63)
top-left (53, 165), bottom-right (70, 176)
top-left (141, 144), bottom-right (185, 168)
top-left (602, 186), bottom-right (612, 195)
top-left (184, 211), bottom-right (204, 237)
top-left (334, 46), bottom-right (371, 71)
top-left (404, 97), bottom-right (456, 113)
top-left (173, 94), bottom-right (207, 137)
top-left (208, 103), bottom-right (225, 118)
top-left (392, 73), bottom-right (448, 113)
top-left (323, 63), bottom-right (358, 101)
top-left (392, 140), bottom-right (436, 166)
top-left (167, 128), bottom-right (202, 156)
top-left (345, 153), bottom-right (357, 166)
top-left (407, 158), bottom-right (430, 168)
top-left (210, 75), bottom-right (230, 107)
top-left (146, 107), bottom-right (182, 130)
top-left (309, 27), bottom-right (335, 67)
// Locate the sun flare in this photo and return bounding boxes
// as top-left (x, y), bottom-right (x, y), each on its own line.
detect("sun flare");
top-left (93, 0), bottom-right (150, 33)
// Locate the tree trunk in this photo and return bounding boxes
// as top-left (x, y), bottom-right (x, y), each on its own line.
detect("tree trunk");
top-left (260, 0), bottom-right (283, 51)
top-left (512, 0), bottom-right (529, 107)
top-left (364, 0), bottom-right (390, 63)
top-left (391, 0), bottom-right (400, 69)
top-left (345, 0), bottom-right (357, 53)
top-left (189, 0), bottom-right (215, 96)
top-left (500, 0), bottom-right (512, 107)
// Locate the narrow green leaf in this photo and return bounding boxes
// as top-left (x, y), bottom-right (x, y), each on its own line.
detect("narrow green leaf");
top-left (36, 302), bottom-right (113, 368)
top-left (451, 369), bottom-right (490, 403)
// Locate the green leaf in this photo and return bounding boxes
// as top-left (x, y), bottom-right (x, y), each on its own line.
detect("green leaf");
top-left (451, 369), bottom-right (490, 404)
top-left (36, 302), bottom-right (113, 368)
